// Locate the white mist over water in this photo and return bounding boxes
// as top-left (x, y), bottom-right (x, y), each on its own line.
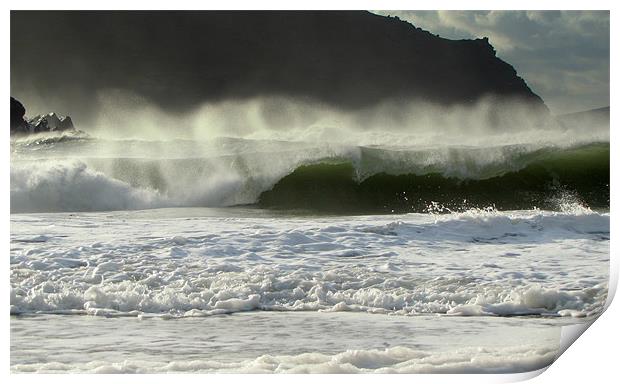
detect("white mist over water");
top-left (87, 91), bottom-right (608, 144)
top-left (10, 94), bottom-right (610, 214)
top-left (11, 92), bottom-right (610, 213)
top-left (11, 92), bottom-right (609, 213)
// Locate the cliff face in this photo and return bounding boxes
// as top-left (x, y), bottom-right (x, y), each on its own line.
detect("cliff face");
top-left (11, 11), bottom-right (547, 114)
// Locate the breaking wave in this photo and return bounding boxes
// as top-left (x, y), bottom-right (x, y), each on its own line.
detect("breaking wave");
top-left (10, 140), bottom-right (609, 213)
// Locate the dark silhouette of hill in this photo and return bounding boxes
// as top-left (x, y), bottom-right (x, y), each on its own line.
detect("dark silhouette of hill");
top-left (558, 106), bottom-right (609, 120)
top-left (11, 11), bottom-right (547, 117)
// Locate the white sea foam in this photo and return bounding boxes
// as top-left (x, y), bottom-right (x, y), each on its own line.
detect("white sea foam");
top-left (10, 209), bottom-right (609, 318)
top-left (11, 310), bottom-right (563, 374)
top-left (11, 344), bottom-right (557, 373)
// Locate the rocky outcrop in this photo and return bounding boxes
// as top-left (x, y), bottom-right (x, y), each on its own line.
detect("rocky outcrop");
top-left (10, 97), bottom-right (30, 134)
top-left (11, 11), bottom-right (548, 117)
top-left (28, 113), bottom-right (75, 133)
top-left (10, 97), bottom-right (76, 135)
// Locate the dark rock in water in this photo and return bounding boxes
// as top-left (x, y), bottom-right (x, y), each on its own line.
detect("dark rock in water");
top-left (28, 113), bottom-right (75, 133)
top-left (10, 96), bottom-right (76, 135)
top-left (10, 97), bottom-right (30, 134)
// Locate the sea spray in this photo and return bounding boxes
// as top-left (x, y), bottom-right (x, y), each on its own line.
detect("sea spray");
top-left (10, 139), bottom-right (610, 213)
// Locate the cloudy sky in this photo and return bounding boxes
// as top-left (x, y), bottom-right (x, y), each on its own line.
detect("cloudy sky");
top-left (374, 10), bottom-right (609, 115)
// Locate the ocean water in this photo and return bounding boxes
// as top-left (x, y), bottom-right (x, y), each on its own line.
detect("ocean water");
top-left (10, 133), bottom-right (610, 373)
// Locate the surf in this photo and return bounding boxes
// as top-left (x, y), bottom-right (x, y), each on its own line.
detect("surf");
top-left (10, 139), bottom-right (609, 214)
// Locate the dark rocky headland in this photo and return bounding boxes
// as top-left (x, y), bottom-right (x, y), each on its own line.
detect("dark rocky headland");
top-left (11, 11), bottom-right (548, 124)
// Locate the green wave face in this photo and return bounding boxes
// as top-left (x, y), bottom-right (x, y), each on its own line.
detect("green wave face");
top-left (258, 143), bottom-right (610, 213)
top-left (11, 139), bottom-right (610, 213)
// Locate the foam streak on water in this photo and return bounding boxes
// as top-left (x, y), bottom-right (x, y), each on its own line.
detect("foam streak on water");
top-left (11, 311), bottom-right (565, 373)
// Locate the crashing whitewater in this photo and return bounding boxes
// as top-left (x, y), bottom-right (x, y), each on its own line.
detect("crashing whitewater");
top-left (10, 135), bottom-right (609, 213)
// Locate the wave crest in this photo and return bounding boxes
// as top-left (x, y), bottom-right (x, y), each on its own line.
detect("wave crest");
top-left (10, 160), bottom-right (162, 213)
top-left (10, 141), bottom-right (609, 213)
